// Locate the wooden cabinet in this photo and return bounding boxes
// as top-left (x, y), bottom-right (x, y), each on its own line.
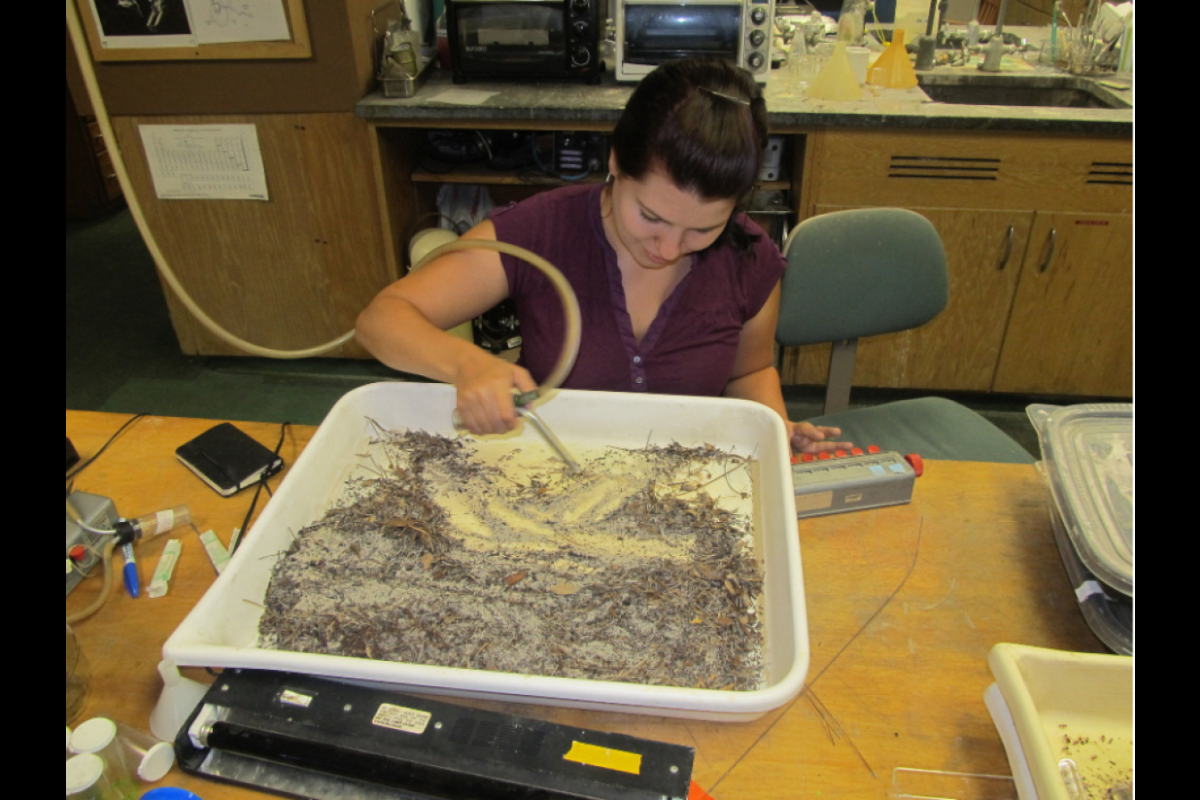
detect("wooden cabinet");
top-left (993, 212), bottom-right (1133, 395)
top-left (786, 129), bottom-right (1133, 398)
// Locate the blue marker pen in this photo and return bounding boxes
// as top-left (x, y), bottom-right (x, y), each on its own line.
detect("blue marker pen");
top-left (122, 543), bottom-right (140, 599)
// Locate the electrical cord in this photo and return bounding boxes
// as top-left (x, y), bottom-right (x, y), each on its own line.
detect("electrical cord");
top-left (66, 413), bottom-right (146, 484)
top-left (231, 422), bottom-right (290, 557)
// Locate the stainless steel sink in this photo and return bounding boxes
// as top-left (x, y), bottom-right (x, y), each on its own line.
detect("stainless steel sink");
top-left (917, 75), bottom-right (1131, 109)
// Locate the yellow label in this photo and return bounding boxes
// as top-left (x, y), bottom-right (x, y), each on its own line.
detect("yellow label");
top-left (563, 741), bottom-right (643, 775)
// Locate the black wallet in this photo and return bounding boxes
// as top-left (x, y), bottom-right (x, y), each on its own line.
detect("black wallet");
top-left (176, 423), bottom-right (284, 497)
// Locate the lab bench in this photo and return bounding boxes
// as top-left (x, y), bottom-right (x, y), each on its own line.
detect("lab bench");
top-left (65, 408), bottom-right (1110, 799)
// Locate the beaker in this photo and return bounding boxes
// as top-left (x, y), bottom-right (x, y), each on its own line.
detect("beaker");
top-left (66, 624), bottom-right (91, 725)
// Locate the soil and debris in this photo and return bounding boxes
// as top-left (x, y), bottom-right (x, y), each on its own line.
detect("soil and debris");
top-left (1055, 723), bottom-right (1134, 799)
top-left (258, 425), bottom-right (766, 691)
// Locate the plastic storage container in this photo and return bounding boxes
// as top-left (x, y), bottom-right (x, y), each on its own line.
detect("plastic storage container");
top-left (1028, 404), bottom-right (1133, 597)
top-left (1037, 463), bottom-right (1132, 655)
top-left (164, 383), bottom-right (808, 722)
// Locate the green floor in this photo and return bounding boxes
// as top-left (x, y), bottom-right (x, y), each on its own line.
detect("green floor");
top-left (68, 207), bottom-right (1057, 457)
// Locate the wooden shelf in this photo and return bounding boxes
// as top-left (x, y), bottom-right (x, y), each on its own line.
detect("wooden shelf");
top-left (413, 165), bottom-right (790, 192)
top-left (412, 165), bottom-right (607, 185)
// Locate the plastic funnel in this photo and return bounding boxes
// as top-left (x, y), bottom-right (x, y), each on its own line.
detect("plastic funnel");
top-left (807, 41), bottom-right (863, 100)
top-left (867, 29), bottom-right (919, 89)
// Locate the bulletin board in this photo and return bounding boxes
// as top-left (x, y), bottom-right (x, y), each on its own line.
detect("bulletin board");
top-left (75, 0), bottom-right (311, 62)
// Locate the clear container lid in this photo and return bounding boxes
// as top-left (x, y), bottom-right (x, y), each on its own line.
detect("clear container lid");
top-left (1028, 404), bottom-right (1133, 596)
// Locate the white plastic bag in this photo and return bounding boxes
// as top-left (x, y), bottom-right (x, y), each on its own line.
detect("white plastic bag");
top-left (436, 184), bottom-right (495, 232)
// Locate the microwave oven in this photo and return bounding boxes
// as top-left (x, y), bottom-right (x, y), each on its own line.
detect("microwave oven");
top-left (615, 0), bottom-right (775, 83)
top-left (446, 0), bottom-right (603, 84)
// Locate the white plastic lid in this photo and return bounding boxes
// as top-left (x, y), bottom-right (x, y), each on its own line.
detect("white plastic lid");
top-left (65, 753), bottom-right (104, 795)
top-left (70, 717), bottom-right (117, 755)
top-left (1031, 403), bottom-right (1133, 596)
top-left (138, 741), bottom-right (177, 782)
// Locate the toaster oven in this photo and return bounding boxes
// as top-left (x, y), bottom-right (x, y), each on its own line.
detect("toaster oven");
top-left (446, 0), bottom-right (604, 83)
top-left (615, 0), bottom-right (775, 83)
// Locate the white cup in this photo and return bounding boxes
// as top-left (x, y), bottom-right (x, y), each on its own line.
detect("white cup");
top-left (846, 46), bottom-right (871, 84)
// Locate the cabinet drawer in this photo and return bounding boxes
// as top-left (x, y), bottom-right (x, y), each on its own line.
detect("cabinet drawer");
top-left (808, 130), bottom-right (1132, 214)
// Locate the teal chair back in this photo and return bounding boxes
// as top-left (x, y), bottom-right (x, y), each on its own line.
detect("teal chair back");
top-left (778, 208), bottom-right (1033, 464)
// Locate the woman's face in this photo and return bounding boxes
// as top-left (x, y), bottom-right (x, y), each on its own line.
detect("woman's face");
top-left (604, 154), bottom-right (736, 271)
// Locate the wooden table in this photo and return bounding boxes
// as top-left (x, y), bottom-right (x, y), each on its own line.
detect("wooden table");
top-left (65, 410), bottom-right (1106, 799)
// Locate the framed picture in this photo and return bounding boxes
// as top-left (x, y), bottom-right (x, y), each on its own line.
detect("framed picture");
top-left (76, 0), bottom-right (311, 61)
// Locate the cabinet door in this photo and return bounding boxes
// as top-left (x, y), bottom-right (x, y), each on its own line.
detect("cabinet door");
top-left (781, 206), bottom-right (1033, 392)
top-left (993, 213), bottom-right (1133, 396)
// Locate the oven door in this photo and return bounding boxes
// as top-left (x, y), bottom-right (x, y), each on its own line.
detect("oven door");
top-left (449, 0), bottom-right (569, 77)
top-left (621, 3), bottom-right (742, 65)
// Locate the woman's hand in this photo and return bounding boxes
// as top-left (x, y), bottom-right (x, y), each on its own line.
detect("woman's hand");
top-left (452, 352), bottom-right (539, 436)
top-left (789, 421), bottom-right (853, 454)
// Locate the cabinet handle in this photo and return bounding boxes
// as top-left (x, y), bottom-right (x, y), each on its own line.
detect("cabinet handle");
top-left (1039, 228), bottom-right (1058, 273)
top-left (997, 225), bottom-right (1014, 271)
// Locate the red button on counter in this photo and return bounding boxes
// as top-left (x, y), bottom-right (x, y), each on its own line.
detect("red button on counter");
top-left (818, 452), bottom-right (831, 460)
top-left (834, 450), bottom-right (847, 458)
top-left (851, 448), bottom-right (863, 456)
top-left (69, 546), bottom-right (87, 563)
top-left (867, 445), bottom-right (880, 454)
top-left (801, 453), bottom-right (816, 463)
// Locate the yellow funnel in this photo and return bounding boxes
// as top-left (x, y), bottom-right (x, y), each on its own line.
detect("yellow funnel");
top-left (807, 41), bottom-right (863, 101)
top-left (867, 29), bottom-right (919, 89)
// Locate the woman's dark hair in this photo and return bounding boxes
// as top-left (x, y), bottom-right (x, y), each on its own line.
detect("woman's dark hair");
top-left (610, 56), bottom-right (770, 251)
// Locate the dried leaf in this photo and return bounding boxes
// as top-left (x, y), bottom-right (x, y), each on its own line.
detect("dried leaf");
top-left (691, 616), bottom-right (704, 625)
top-left (695, 563), bottom-right (723, 581)
top-left (504, 571), bottom-right (527, 587)
top-left (717, 616), bottom-right (735, 627)
top-left (420, 553), bottom-right (435, 570)
top-left (550, 582), bottom-right (580, 595)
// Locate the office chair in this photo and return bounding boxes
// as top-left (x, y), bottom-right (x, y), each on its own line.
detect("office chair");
top-left (777, 208), bottom-right (1033, 464)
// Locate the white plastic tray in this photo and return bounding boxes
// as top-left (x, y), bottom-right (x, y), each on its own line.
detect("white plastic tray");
top-left (988, 644), bottom-right (1133, 800)
top-left (164, 383), bottom-right (808, 722)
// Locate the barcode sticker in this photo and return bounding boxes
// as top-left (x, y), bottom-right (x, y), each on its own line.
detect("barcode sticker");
top-left (372, 704), bottom-right (432, 735)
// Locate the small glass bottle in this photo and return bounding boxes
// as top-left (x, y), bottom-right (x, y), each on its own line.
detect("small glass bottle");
top-left (837, 0), bottom-right (869, 45)
top-left (115, 505), bottom-right (191, 542)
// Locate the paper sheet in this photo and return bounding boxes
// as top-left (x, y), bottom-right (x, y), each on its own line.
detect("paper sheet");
top-left (426, 88), bottom-right (502, 106)
top-left (88, 0), bottom-right (291, 49)
top-left (189, 0), bottom-right (292, 44)
top-left (139, 124), bottom-right (270, 201)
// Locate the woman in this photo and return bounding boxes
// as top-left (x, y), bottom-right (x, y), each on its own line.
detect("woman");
top-left (356, 57), bottom-right (847, 454)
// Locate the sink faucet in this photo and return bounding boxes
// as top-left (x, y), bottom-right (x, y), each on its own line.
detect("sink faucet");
top-left (979, 0), bottom-right (1011, 71)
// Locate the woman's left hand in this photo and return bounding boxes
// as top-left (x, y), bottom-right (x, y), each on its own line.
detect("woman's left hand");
top-left (790, 421), bottom-right (853, 454)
